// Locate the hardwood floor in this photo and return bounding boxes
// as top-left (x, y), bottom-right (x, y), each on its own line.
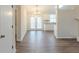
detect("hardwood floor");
top-left (16, 31), bottom-right (79, 53)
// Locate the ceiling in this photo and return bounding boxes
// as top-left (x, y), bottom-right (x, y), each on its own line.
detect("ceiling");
top-left (25, 5), bottom-right (57, 15)
top-left (59, 5), bottom-right (77, 10)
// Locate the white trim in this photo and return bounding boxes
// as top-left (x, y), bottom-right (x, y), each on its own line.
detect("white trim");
top-left (56, 37), bottom-right (76, 39)
top-left (16, 38), bottom-right (23, 41)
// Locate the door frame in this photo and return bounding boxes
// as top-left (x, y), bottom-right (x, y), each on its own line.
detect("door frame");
top-left (12, 5), bottom-right (16, 53)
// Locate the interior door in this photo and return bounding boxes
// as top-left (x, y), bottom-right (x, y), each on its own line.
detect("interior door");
top-left (0, 5), bottom-right (13, 53)
top-left (30, 16), bottom-right (43, 30)
top-left (30, 16), bottom-right (36, 30)
top-left (36, 16), bottom-right (43, 30)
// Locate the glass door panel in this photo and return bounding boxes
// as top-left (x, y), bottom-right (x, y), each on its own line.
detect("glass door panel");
top-left (37, 17), bottom-right (42, 29)
top-left (30, 17), bottom-right (36, 29)
top-left (30, 16), bottom-right (43, 30)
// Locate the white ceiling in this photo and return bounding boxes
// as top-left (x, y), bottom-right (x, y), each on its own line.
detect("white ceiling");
top-left (25, 5), bottom-right (57, 15)
top-left (59, 5), bottom-right (76, 10)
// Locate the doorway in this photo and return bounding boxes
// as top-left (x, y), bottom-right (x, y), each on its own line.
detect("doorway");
top-left (30, 16), bottom-right (43, 31)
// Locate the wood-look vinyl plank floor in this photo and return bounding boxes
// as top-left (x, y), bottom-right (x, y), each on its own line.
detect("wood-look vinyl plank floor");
top-left (16, 31), bottom-right (79, 53)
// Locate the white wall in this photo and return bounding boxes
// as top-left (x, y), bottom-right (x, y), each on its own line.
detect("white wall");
top-left (21, 6), bottom-right (27, 40)
top-left (16, 6), bottom-right (21, 41)
top-left (73, 6), bottom-right (79, 38)
top-left (16, 6), bottom-right (27, 41)
top-left (57, 6), bottom-right (79, 38)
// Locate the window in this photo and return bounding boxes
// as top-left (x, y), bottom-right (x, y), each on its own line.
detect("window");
top-left (49, 14), bottom-right (56, 23)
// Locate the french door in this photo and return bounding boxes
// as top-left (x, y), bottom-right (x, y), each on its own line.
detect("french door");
top-left (30, 16), bottom-right (43, 30)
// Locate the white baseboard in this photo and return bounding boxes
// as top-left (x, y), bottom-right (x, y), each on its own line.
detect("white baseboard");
top-left (56, 37), bottom-right (76, 39)
top-left (16, 39), bottom-right (19, 41)
top-left (44, 30), bottom-right (54, 31)
top-left (16, 38), bottom-right (23, 41)
top-left (12, 48), bottom-right (16, 53)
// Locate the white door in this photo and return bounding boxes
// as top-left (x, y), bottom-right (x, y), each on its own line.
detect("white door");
top-left (0, 5), bottom-right (13, 53)
top-left (36, 16), bottom-right (43, 29)
top-left (30, 16), bottom-right (43, 30)
top-left (30, 16), bottom-right (36, 30)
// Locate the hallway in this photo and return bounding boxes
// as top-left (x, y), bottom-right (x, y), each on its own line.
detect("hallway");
top-left (16, 31), bottom-right (57, 53)
top-left (16, 31), bottom-right (79, 53)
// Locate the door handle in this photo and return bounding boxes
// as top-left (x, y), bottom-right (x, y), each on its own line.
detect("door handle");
top-left (0, 35), bottom-right (5, 39)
